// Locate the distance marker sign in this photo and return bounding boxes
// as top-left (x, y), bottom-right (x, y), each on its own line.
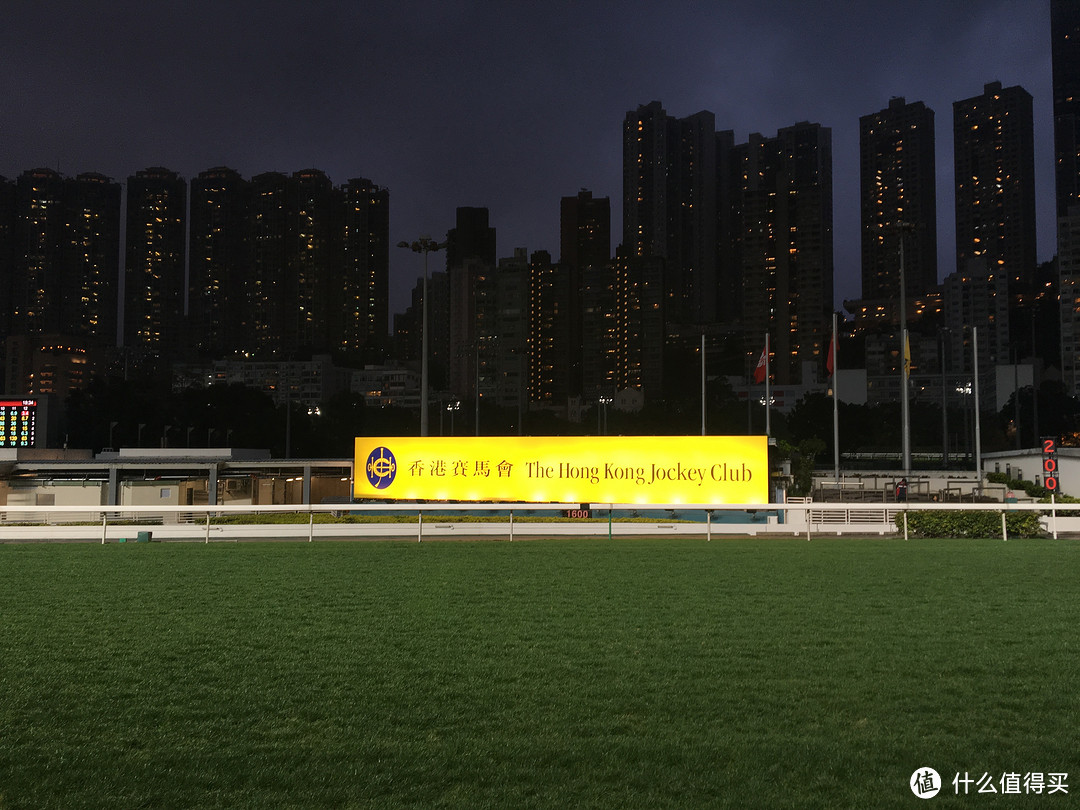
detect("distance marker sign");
top-left (1043, 436), bottom-right (1060, 493)
top-left (354, 435), bottom-right (768, 504)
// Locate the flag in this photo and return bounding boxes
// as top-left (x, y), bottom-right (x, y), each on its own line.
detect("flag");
top-left (826, 334), bottom-right (835, 378)
top-left (903, 332), bottom-right (911, 376)
top-left (753, 346), bottom-right (767, 383)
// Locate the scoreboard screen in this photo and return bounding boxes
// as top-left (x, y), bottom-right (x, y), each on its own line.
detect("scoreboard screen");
top-left (0, 399), bottom-right (38, 448)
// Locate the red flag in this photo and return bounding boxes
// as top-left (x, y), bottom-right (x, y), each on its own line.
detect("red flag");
top-left (826, 334), bottom-right (835, 377)
top-left (753, 346), bottom-right (767, 383)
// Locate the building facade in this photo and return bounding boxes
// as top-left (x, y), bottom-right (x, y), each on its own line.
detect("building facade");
top-left (623, 102), bottom-right (718, 326)
top-left (340, 178), bottom-right (389, 359)
top-left (1054, 0), bottom-right (1080, 398)
top-left (124, 167), bottom-right (187, 360)
top-left (736, 122), bottom-right (834, 385)
top-left (1053, 0), bottom-right (1080, 220)
top-left (859, 97), bottom-right (937, 301)
top-left (10, 169), bottom-right (120, 347)
top-left (953, 82), bottom-right (1037, 294)
top-left (189, 167), bottom-right (251, 358)
top-left (447, 207), bottom-right (496, 400)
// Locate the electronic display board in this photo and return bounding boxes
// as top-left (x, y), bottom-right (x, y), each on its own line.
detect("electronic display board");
top-left (0, 399), bottom-right (37, 448)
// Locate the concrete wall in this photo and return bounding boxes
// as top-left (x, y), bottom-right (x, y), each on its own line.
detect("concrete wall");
top-left (1, 481), bottom-right (106, 522)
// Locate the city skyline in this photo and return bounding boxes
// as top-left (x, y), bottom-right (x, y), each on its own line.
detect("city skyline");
top-left (4, 1), bottom-right (1054, 317)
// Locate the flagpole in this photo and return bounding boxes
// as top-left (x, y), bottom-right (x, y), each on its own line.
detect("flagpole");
top-left (764, 332), bottom-right (771, 437)
top-left (832, 313), bottom-right (839, 483)
top-left (747, 351), bottom-right (753, 433)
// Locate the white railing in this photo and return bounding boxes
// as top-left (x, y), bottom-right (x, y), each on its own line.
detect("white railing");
top-left (0, 500), bottom-right (1075, 543)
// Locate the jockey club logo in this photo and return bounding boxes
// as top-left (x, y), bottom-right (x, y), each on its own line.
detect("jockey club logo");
top-left (365, 446), bottom-right (397, 489)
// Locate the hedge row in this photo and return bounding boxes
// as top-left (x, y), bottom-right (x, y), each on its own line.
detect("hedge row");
top-left (897, 509), bottom-right (1044, 538)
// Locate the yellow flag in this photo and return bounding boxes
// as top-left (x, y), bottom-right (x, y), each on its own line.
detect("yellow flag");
top-left (903, 331), bottom-right (911, 376)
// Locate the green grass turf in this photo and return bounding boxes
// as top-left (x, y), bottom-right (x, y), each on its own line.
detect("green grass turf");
top-left (1, 537), bottom-right (1077, 809)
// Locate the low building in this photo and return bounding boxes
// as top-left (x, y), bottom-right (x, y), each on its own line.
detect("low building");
top-left (982, 447), bottom-right (1077, 497)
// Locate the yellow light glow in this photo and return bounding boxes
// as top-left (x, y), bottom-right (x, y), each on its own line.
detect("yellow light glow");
top-left (354, 436), bottom-right (769, 505)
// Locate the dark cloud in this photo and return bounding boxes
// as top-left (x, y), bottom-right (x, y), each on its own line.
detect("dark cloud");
top-left (3, 0), bottom-right (1053, 314)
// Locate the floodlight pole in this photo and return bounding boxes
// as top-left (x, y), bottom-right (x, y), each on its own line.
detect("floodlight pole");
top-left (897, 221), bottom-right (914, 478)
top-left (832, 312), bottom-right (839, 483)
top-left (398, 236), bottom-right (447, 437)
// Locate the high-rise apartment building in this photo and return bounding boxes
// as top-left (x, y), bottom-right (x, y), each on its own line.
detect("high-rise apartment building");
top-left (1060, 213), bottom-right (1080, 395)
top-left (528, 189), bottom-right (611, 404)
top-left (11, 169), bottom-right (65, 340)
top-left (249, 172), bottom-right (290, 357)
top-left (1055, 0), bottom-right (1080, 396)
top-left (1053, 0), bottom-right (1080, 220)
top-left (447, 207), bottom-right (496, 400)
top-left (67, 173), bottom-right (122, 347)
top-left (528, 249), bottom-right (565, 404)
top-left (715, 130), bottom-right (740, 325)
top-left (341, 178), bottom-right (389, 358)
top-left (245, 169), bottom-right (358, 360)
top-left (124, 167), bottom-right (186, 359)
top-left (0, 170), bottom-right (119, 400)
top-left (859, 97), bottom-right (937, 301)
top-left (3, 170), bottom-right (119, 397)
top-left (580, 251), bottom-right (665, 399)
top-left (736, 123), bottom-right (834, 385)
top-left (0, 177), bottom-right (15, 341)
top-left (953, 82), bottom-right (1037, 293)
top-left (491, 248), bottom-right (530, 414)
top-left (943, 260), bottom-right (1010, 392)
top-left (189, 167), bottom-right (251, 358)
top-left (560, 189), bottom-right (610, 271)
top-left (623, 101), bottom-right (669, 260)
top-left (616, 253), bottom-right (665, 395)
top-left (581, 260), bottom-right (619, 399)
top-left (623, 101), bottom-right (717, 325)
top-left (290, 169), bottom-right (343, 355)
top-left (9, 169), bottom-right (120, 346)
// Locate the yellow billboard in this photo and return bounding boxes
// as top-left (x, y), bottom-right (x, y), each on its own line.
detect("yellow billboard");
top-left (354, 436), bottom-right (768, 504)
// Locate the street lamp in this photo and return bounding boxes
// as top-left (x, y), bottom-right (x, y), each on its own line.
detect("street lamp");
top-left (446, 400), bottom-right (460, 436)
top-left (398, 237), bottom-right (447, 437)
top-left (598, 395), bottom-right (613, 435)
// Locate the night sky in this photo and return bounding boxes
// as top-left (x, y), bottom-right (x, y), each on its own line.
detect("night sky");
top-left (3, 1), bottom-right (1054, 318)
